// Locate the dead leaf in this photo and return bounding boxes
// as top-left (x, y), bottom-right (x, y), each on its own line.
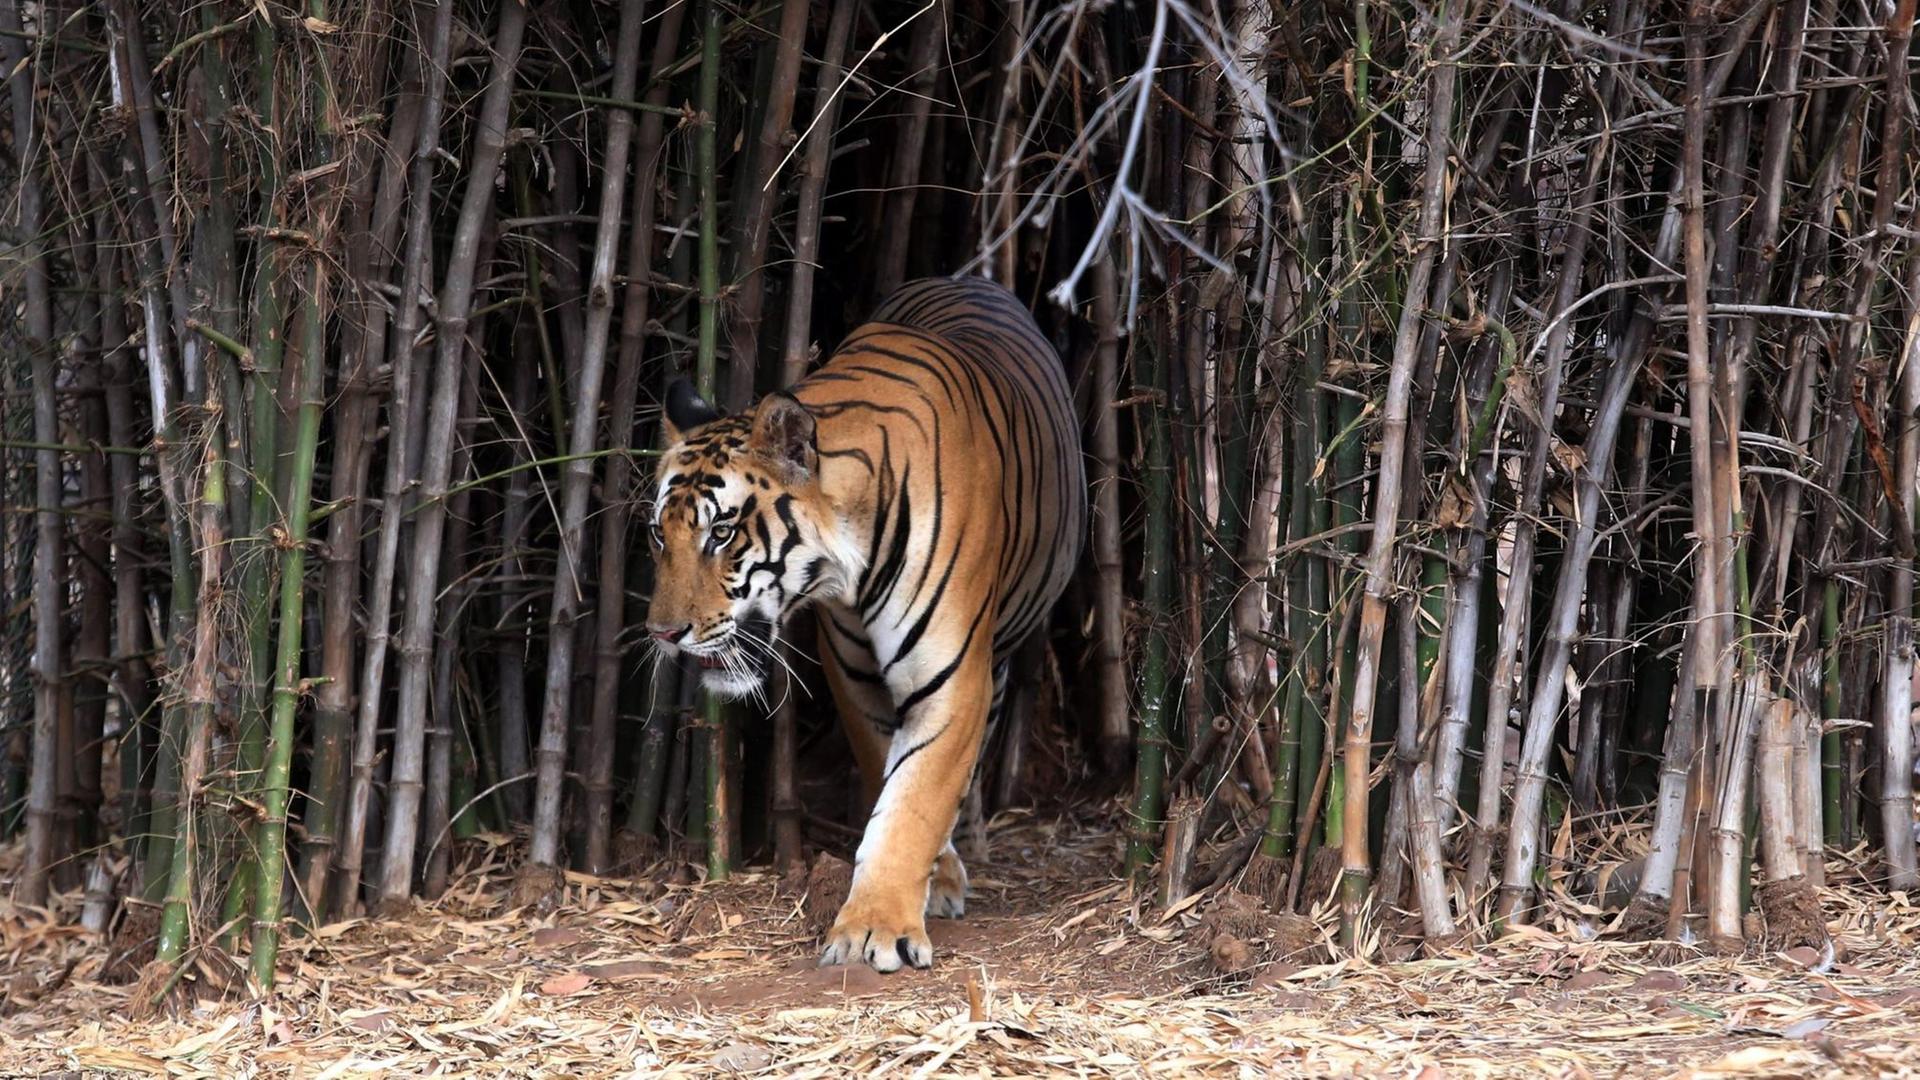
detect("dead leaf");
top-left (72, 1046), bottom-right (167, 1074)
top-left (713, 1040), bottom-right (773, 1072)
top-left (1781, 1017), bottom-right (1831, 1040)
top-left (347, 1010), bottom-right (397, 1033)
top-left (539, 972), bottom-right (593, 996)
top-left (531, 927), bottom-right (584, 949)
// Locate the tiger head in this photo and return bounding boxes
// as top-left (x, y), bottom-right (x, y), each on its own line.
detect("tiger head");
top-left (643, 379), bottom-right (859, 700)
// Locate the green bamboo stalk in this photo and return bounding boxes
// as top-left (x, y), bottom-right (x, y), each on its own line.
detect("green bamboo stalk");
top-left (1203, 336), bottom-right (1259, 790)
top-left (218, 9), bottom-right (294, 945)
top-left (1262, 220), bottom-right (1333, 862)
top-left (249, 263), bottom-right (327, 988)
top-left (1294, 395), bottom-right (1332, 845)
top-left (156, 422), bottom-right (227, 966)
top-left (1325, 297), bottom-right (1365, 856)
top-left (1127, 336), bottom-right (1175, 880)
top-left (451, 702), bottom-right (480, 839)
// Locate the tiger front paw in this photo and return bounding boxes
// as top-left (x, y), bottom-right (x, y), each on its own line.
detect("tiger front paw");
top-left (818, 891), bottom-right (933, 973)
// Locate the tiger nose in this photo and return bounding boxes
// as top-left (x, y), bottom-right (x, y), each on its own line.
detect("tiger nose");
top-left (650, 623), bottom-right (691, 644)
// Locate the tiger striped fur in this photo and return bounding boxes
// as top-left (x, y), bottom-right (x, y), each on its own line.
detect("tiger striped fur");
top-left (644, 276), bottom-right (1086, 973)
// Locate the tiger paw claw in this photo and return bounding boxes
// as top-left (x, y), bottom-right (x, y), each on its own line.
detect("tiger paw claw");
top-left (819, 906), bottom-right (933, 972)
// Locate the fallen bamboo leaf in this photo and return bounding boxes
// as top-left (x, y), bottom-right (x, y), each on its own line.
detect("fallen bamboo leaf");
top-left (539, 972), bottom-right (594, 996)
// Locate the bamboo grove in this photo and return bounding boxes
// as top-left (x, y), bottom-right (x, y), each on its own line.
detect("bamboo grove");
top-left (2, 0), bottom-right (1917, 995)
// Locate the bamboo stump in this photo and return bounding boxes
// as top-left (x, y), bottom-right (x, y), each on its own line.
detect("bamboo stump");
top-left (1758, 877), bottom-right (1829, 952)
top-left (509, 862), bottom-right (566, 914)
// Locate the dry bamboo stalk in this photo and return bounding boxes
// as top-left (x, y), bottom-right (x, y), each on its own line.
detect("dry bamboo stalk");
top-left (1158, 795), bottom-right (1203, 908)
top-left (585, 0), bottom-right (688, 877)
top-left (1496, 349), bottom-right (1645, 925)
top-left (336, 0), bottom-right (458, 912)
top-left (1882, 209), bottom-right (1920, 889)
top-left (1756, 691), bottom-right (1807, 886)
top-left (96, 203), bottom-right (155, 846)
top-left (1681, 5), bottom-right (1739, 947)
top-left (725, 0), bottom-right (810, 378)
top-left (1706, 676), bottom-right (1763, 952)
top-left (517, 0), bottom-right (644, 891)
top-left (872, 0), bottom-right (946, 298)
top-left (1796, 700), bottom-right (1825, 884)
top-left (381, 1), bottom-right (528, 910)
top-left (1088, 251), bottom-right (1130, 772)
top-left (307, 32), bottom-right (424, 923)
top-left (1464, 0), bottom-right (1634, 906)
top-left (1342, 0), bottom-right (1465, 943)
top-left (4, 0), bottom-right (64, 907)
top-left (778, 0), bottom-right (855, 385)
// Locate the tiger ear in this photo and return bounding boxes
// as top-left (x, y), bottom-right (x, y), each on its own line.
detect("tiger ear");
top-left (748, 391), bottom-right (818, 482)
top-left (663, 378), bottom-right (722, 441)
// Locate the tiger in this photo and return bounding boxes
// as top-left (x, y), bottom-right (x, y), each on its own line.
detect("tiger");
top-left (644, 275), bottom-right (1087, 973)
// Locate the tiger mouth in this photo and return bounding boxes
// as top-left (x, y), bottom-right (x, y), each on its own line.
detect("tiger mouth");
top-left (684, 616), bottom-right (775, 683)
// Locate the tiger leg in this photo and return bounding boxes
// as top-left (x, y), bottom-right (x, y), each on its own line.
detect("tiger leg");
top-left (819, 640), bottom-right (993, 972)
top-left (819, 610), bottom-right (968, 919)
top-left (930, 659), bottom-right (1014, 919)
top-left (817, 611), bottom-right (890, 807)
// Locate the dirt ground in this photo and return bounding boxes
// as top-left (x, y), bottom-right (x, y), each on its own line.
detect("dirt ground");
top-left (4, 808), bottom-right (1920, 1078)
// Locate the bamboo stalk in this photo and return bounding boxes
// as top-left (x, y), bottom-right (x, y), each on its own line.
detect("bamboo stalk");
top-left (249, 256), bottom-right (328, 987)
top-left (492, 353), bottom-right (537, 826)
top-left (521, 0), bottom-right (649, 888)
top-left (1495, 342), bottom-right (1646, 925)
top-left (1881, 213), bottom-right (1920, 889)
top-left (1341, 0), bottom-right (1465, 945)
top-left (70, 206), bottom-right (111, 865)
top-left (423, 349), bottom-right (483, 898)
top-left (778, 0), bottom-right (855, 385)
top-left (4, 0), bottom-right (65, 907)
top-left (872, 0), bottom-right (945, 298)
top-left (725, 0), bottom-right (810, 380)
top-left (1088, 252), bottom-right (1130, 774)
top-left (586, 0), bottom-right (688, 877)
top-left (380, 1), bottom-right (528, 910)
top-left (1464, 142), bottom-right (1607, 914)
top-left (96, 206), bottom-right (155, 853)
top-left (696, 0), bottom-right (734, 882)
top-left (155, 419), bottom-right (227, 968)
top-left (336, 0), bottom-right (458, 913)
top-left (1127, 331), bottom-right (1176, 881)
top-left (307, 6), bottom-right (416, 923)
top-left (217, 0), bottom-right (295, 951)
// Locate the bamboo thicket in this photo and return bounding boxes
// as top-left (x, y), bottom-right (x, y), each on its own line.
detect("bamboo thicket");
top-left (3, 0), bottom-right (1920, 993)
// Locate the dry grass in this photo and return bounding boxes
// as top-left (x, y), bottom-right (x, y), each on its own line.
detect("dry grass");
top-left (4, 811), bottom-right (1920, 1078)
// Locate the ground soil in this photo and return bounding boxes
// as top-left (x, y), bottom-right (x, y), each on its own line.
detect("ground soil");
top-left (4, 808), bottom-right (1920, 1077)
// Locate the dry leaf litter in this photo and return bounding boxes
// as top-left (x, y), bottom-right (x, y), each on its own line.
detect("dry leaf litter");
top-left (3, 811), bottom-right (1919, 1078)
